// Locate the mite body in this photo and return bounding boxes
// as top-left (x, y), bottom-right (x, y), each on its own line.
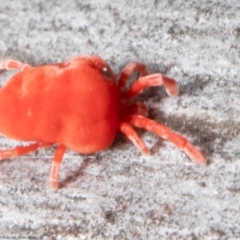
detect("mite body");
top-left (0, 57), bottom-right (120, 153)
top-left (0, 56), bottom-right (206, 189)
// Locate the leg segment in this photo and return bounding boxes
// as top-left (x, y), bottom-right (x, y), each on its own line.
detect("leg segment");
top-left (121, 102), bottom-right (149, 117)
top-left (0, 59), bottom-right (31, 71)
top-left (118, 121), bottom-right (151, 155)
top-left (0, 142), bottom-right (51, 160)
top-left (49, 144), bottom-right (66, 189)
top-left (118, 62), bottom-right (149, 90)
top-left (122, 74), bottom-right (179, 100)
top-left (124, 115), bottom-right (206, 164)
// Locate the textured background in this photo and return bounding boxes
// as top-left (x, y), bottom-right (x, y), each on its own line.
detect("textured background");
top-left (0, 1), bottom-right (240, 239)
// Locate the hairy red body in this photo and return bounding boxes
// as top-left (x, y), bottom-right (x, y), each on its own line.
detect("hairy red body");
top-left (0, 56), bottom-right (120, 153)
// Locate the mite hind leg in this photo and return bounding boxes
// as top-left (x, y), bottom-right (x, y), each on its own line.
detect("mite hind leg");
top-left (0, 142), bottom-right (51, 160)
top-left (49, 144), bottom-right (67, 190)
top-left (0, 59), bottom-right (31, 71)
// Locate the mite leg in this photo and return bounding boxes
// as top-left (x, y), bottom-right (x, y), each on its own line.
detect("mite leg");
top-left (119, 121), bottom-right (150, 155)
top-left (121, 102), bottom-right (149, 117)
top-left (49, 144), bottom-right (66, 190)
top-left (125, 115), bottom-right (206, 164)
top-left (0, 59), bottom-right (31, 71)
top-left (0, 142), bottom-right (51, 160)
top-left (118, 62), bottom-right (149, 90)
top-left (122, 74), bottom-right (179, 100)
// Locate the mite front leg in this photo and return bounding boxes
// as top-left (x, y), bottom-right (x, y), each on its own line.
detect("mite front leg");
top-left (121, 102), bottom-right (149, 117)
top-left (122, 74), bottom-right (179, 100)
top-left (125, 115), bottom-right (206, 164)
top-left (118, 62), bottom-right (149, 90)
top-left (49, 144), bottom-right (66, 190)
top-left (0, 59), bottom-right (31, 71)
top-left (119, 121), bottom-right (151, 155)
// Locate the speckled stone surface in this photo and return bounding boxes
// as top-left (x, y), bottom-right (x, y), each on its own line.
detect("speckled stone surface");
top-left (0, 1), bottom-right (239, 239)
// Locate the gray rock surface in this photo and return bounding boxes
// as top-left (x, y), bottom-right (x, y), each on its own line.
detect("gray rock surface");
top-left (0, 1), bottom-right (239, 239)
